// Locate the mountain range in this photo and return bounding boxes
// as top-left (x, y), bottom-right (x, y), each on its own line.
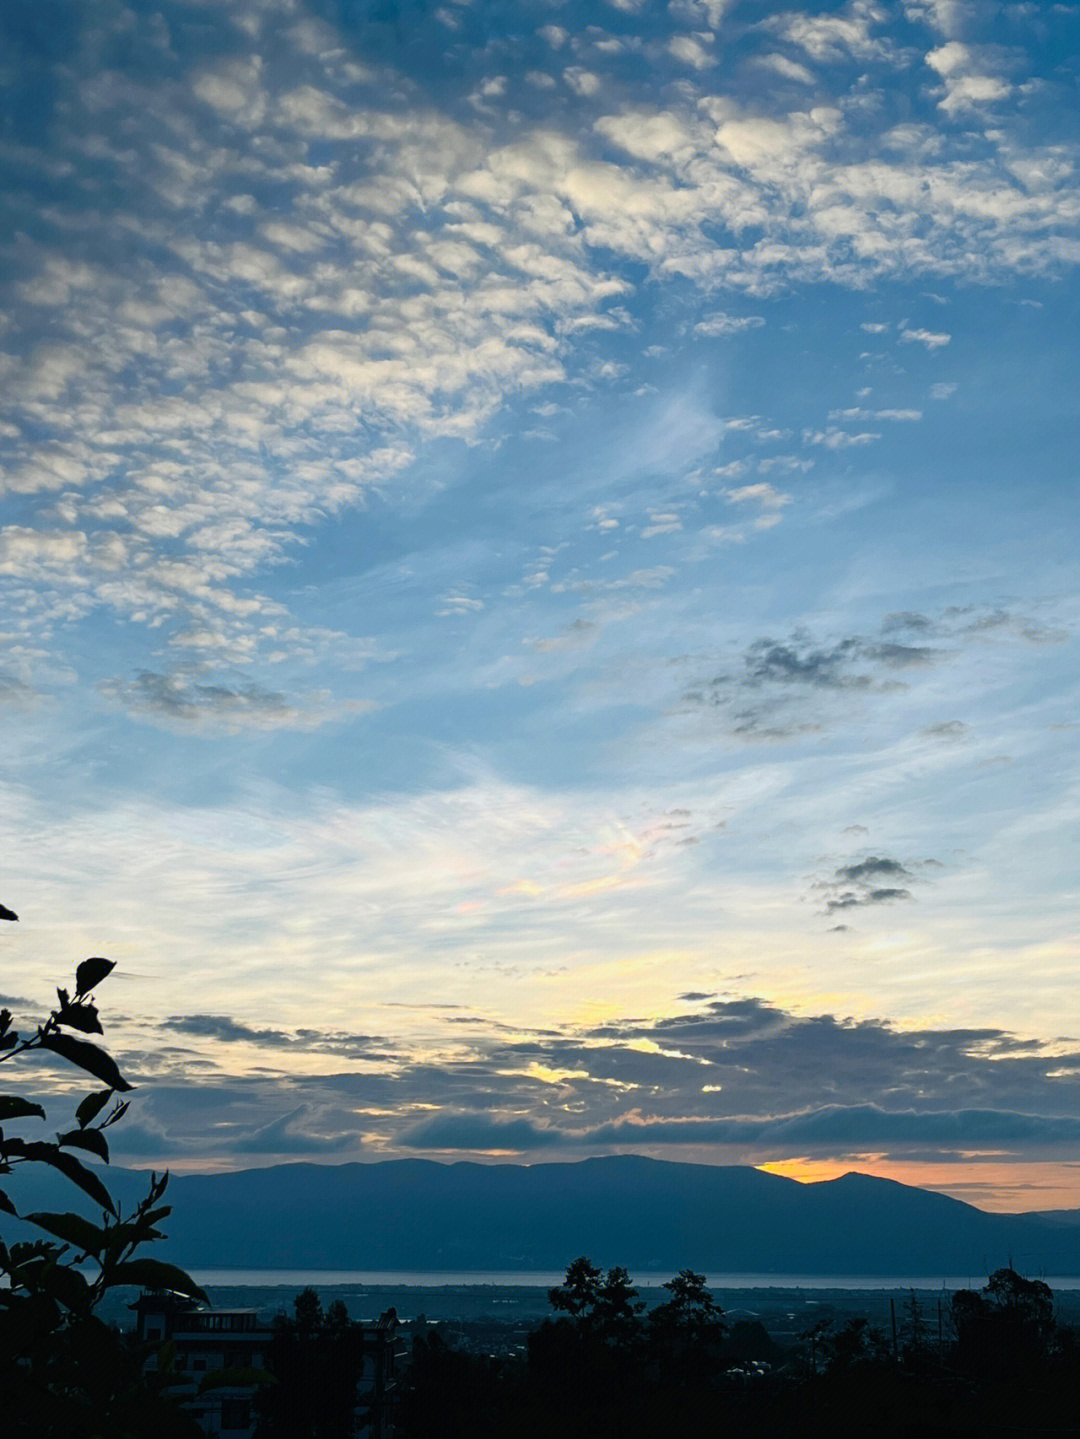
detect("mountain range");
top-left (20, 1155), bottom-right (1080, 1278)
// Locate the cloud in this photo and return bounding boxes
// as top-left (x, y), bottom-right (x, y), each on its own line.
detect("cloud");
top-left (3, 0), bottom-right (1077, 703)
top-left (668, 35), bottom-right (717, 71)
top-left (900, 327), bottom-right (951, 348)
top-left (162, 1014), bottom-right (293, 1045)
top-left (754, 54), bottom-right (816, 85)
top-left (763, 1), bottom-right (897, 64)
top-left (573, 1105), bottom-right (1080, 1149)
top-left (232, 1104), bottom-right (356, 1155)
top-left (0, 672), bottom-right (39, 709)
top-left (693, 312), bottom-right (765, 336)
top-left (926, 42), bottom-right (1012, 116)
top-left (922, 719), bottom-right (969, 740)
top-left (904, 1), bottom-right (974, 38)
top-left (680, 622), bottom-right (951, 738)
top-left (398, 1113), bottom-right (561, 1150)
top-left (813, 854), bottom-right (932, 912)
top-left (103, 990), bottom-right (1080, 1170)
top-left (804, 427), bottom-right (880, 448)
top-left (161, 1014), bottom-right (397, 1062)
top-left (99, 671), bottom-right (372, 733)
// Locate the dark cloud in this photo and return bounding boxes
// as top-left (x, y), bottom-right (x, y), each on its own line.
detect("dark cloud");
top-left (813, 853), bottom-right (935, 912)
top-left (922, 720), bottom-right (970, 739)
top-left (881, 612), bottom-right (935, 633)
top-left (834, 857), bottom-right (911, 884)
top-left (681, 627), bottom-right (943, 739)
top-left (398, 1114), bottom-right (560, 1151)
top-left (741, 635), bottom-right (934, 689)
top-left (867, 642), bottom-right (935, 668)
top-left (160, 1014), bottom-right (397, 1060)
top-left (681, 604), bottom-right (1068, 741)
top-left (572, 1106), bottom-right (1080, 1150)
top-left (162, 1014), bottom-right (293, 1045)
top-left (97, 995), bottom-right (1080, 1170)
top-left (0, 672), bottom-right (37, 709)
top-left (957, 609), bottom-right (1069, 645)
top-left (99, 671), bottom-right (368, 734)
top-left (232, 1104), bottom-right (356, 1155)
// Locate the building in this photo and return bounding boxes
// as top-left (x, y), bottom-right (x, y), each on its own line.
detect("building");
top-left (133, 1292), bottom-right (404, 1438)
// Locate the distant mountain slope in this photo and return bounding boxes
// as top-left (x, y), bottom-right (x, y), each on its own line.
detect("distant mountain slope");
top-left (150, 1156), bottom-right (1080, 1276)
top-left (9, 1155), bottom-right (1079, 1276)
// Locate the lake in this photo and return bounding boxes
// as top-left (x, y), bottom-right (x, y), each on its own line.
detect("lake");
top-left (191, 1269), bottom-right (1080, 1291)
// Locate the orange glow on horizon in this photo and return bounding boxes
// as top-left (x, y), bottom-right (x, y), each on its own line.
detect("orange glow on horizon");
top-left (757, 1157), bottom-right (1080, 1213)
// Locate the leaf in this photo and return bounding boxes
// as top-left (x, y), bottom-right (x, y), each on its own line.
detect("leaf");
top-left (24, 1211), bottom-right (107, 1257)
top-left (75, 957), bottom-right (115, 997)
top-left (0, 1098), bottom-right (46, 1123)
top-left (108, 1258), bottom-right (208, 1304)
top-left (56, 1002), bottom-right (103, 1036)
top-left (138, 1205), bottom-right (172, 1227)
top-left (58, 1128), bottom-right (109, 1163)
top-left (12, 1142), bottom-right (117, 1216)
top-left (0, 904), bottom-right (17, 922)
top-left (43, 1259), bottom-right (92, 1315)
top-left (38, 1032), bottom-right (133, 1091)
top-left (100, 1099), bottom-right (129, 1129)
top-left (75, 1089), bottom-right (114, 1129)
top-left (0, 1188), bottom-right (15, 1216)
top-left (101, 1220), bottom-right (166, 1252)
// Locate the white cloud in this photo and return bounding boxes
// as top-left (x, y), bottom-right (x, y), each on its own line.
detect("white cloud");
top-left (926, 42), bottom-right (1012, 115)
top-left (564, 68), bottom-right (603, 98)
top-left (904, 0), bottom-right (973, 38)
top-left (764, 0), bottom-right (896, 64)
top-left (694, 311), bottom-right (766, 336)
top-left (724, 482), bottom-right (792, 509)
top-left (2, 1), bottom-right (1077, 696)
top-left (754, 53), bottom-right (816, 85)
top-left (668, 35), bottom-right (717, 71)
top-left (900, 327), bottom-right (951, 349)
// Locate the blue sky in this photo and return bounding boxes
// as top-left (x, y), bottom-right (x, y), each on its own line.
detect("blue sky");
top-left (2, 0), bottom-right (1078, 1210)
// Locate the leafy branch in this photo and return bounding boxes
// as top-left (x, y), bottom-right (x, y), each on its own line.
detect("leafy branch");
top-left (0, 901), bottom-right (206, 1340)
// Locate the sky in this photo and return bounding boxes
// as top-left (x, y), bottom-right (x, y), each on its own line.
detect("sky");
top-left (1, 0), bottom-right (1078, 1214)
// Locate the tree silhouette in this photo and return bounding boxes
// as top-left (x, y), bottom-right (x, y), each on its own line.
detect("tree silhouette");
top-left (255, 1288), bottom-right (371, 1438)
top-left (0, 900), bottom-right (205, 1436)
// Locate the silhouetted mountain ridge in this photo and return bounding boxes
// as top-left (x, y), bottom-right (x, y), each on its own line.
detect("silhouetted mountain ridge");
top-left (11, 1155), bottom-right (1080, 1275)
top-left (151, 1156), bottom-right (1080, 1275)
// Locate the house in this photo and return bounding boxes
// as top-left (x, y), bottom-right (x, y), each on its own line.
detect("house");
top-left (133, 1291), bottom-right (405, 1438)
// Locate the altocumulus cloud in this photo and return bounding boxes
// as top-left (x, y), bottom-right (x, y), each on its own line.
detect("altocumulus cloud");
top-left (2, 0), bottom-right (1078, 702)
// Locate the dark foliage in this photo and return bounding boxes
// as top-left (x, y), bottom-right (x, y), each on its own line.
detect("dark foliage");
top-left (0, 901), bottom-right (204, 1437)
top-left (396, 1258), bottom-right (1080, 1439)
top-left (254, 1288), bottom-right (370, 1438)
